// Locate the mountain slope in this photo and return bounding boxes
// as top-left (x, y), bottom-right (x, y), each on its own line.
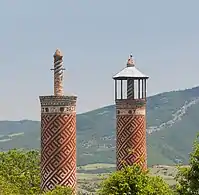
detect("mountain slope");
top-left (1, 86), bottom-right (199, 166)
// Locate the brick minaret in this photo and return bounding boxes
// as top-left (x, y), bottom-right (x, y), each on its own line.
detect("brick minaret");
top-left (113, 55), bottom-right (149, 170)
top-left (39, 49), bottom-right (77, 192)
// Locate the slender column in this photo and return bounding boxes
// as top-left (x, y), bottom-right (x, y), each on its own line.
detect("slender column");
top-left (144, 79), bottom-right (147, 99)
top-left (142, 79), bottom-right (144, 99)
top-left (138, 79), bottom-right (140, 99)
top-left (121, 80), bottom-right (123, 99)
top-left (115, 80), bottom-right (117, 100)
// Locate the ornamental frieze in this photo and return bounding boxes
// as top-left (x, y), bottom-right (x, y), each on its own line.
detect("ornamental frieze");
top-left (41, 106), bottom-right (76, 114)
top-left (116, 108), bottom-right (145, 116)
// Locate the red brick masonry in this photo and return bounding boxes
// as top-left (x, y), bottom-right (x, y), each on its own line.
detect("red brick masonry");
top-left (40, 96), bottom-right (77, 192)
top-left (116, 99), bottom-right (147, 170)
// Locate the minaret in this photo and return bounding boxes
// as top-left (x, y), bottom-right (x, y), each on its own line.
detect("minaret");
top-left (39, 49), bottom-right (77, 192)
top-left (113, 55), bottom-right (149, 170)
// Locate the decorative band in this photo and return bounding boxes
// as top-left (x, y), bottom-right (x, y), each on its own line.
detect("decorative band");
top-left (39, 96), bottom-right (77, 107)
top-left (116, 99), bottom-right (146, 109)
top-left (116, 108), bottom-right (145, 116)
top-left (41, 106), bottom-right (76, 114)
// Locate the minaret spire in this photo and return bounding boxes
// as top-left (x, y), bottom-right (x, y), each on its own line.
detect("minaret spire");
top-left (52, 49), bottom-right (65, 96)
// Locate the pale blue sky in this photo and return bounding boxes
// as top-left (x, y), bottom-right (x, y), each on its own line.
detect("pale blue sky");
top-left (0, 0), bottom-right (199, 120)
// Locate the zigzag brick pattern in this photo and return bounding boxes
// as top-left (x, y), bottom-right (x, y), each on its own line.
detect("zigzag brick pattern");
top-left (41, 113), bottom-right (76, 192)
top-left (116, 114), bottom-right (147, 170)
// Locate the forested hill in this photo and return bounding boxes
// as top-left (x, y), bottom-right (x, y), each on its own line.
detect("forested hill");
top-left (1, 86), bottom-right (199, 166)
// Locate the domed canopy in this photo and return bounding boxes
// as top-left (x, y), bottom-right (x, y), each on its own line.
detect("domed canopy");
top-left (113, 55), bottom-right (149, 80)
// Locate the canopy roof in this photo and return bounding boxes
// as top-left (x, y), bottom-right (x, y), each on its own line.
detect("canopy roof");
top-left (113, 55), bottom-right (149, 79)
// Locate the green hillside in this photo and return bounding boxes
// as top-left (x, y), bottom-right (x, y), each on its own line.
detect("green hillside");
top-left (0, 86), bottom-right (199, 166)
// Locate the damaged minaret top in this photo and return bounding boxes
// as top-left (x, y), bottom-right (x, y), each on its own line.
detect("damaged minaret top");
top-left (52, 49), bottom-right (65, 96)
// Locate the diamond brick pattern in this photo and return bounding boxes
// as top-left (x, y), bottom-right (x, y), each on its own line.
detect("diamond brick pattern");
top-left (41, 113), bottom-right (76, 192)
top-left (116, 114), bottom-right (147, 170)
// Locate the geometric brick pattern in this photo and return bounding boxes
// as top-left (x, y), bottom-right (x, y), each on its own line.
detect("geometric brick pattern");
top-left (116, 113), bottom-right (147, 170)
top-left (40, 113), bottom-right (76, 192)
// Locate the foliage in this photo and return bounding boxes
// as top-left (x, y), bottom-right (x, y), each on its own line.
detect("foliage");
top-left (98, 164), bottom-right (173, 195)
top-left (0, 149), bottom-right (40, 194)
top-left (3, 131), bottom-right (199, 195)
top-left (175, 134), bottom-right (199, 194)
top-left (43, 185), bottom-right (74, 195)
top-left (0, 149), bottom-right (75, 195)
top-left (0, 175), bottom-right (21, 195)
top-left (0, 148), bottom-right (176, 194)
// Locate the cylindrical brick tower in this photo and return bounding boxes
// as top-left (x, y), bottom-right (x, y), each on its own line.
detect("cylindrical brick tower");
top-left (113, 55), bottom-right (149, 170)
top-left (39, 49), bottom-right (77, 192)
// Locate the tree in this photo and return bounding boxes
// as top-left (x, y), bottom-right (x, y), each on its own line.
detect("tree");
top-left (97, 164), bottom-right (173, 195)
top-left (175, 134), bottom-right (199, 194)
top-left (0, 175), bottom-right (21, 195)
top-left (0, 149), bottom-right (41, 194)
top-left (0, 149), bottom-right (81, 194)
top-left (43, 185), bottom-right (74, 195)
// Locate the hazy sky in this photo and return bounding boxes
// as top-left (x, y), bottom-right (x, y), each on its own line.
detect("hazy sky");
top-left (0, 0), bottom-right (199, 120)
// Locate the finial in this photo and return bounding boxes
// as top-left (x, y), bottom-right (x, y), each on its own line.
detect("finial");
top-left (127, 54), bottom-right (135, 67)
